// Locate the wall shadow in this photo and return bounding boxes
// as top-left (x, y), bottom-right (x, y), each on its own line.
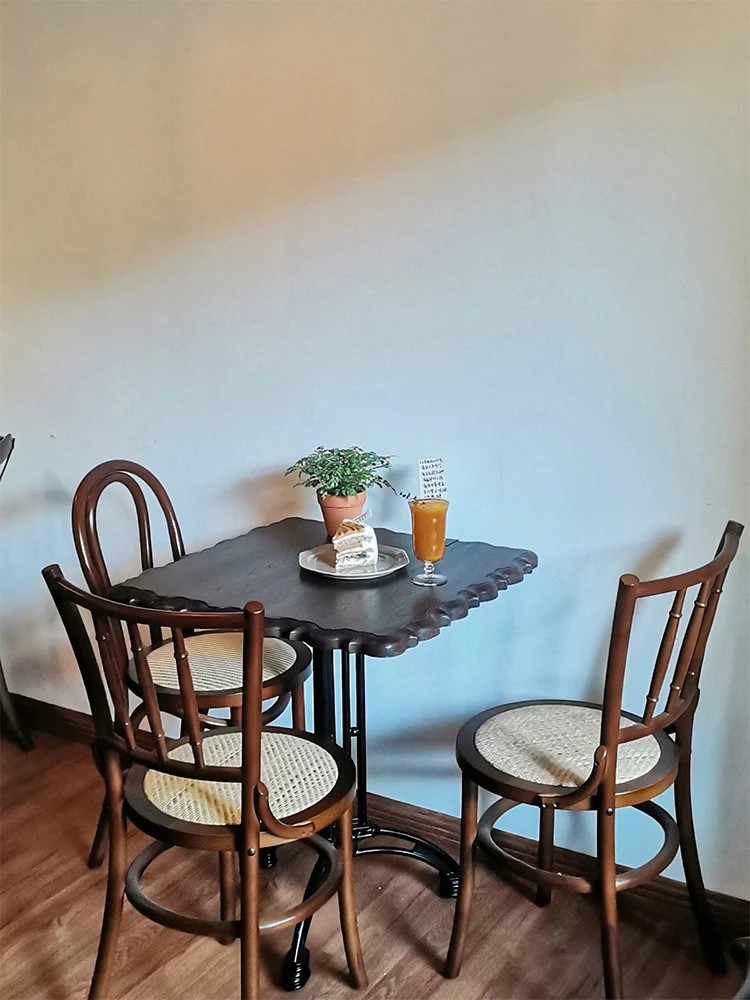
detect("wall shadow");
top-left (0, 602), bottom-right (82, 703)
top-left (714, 555), bottom-right (750, 890)
top-left (580, 528), bottom-right (681, 704)
top-left (0, 482), bottom-right (70, 523)
top-left (1, 1), bottom-right (731, 309)
top-left (369, 530), bottom-right (681, 785)
top-left (224, 467), bottom-right (308, 527)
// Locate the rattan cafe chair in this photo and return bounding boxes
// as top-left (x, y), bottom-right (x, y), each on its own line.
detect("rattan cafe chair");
top-left (43, 565), bottom-right (366, 1000)
top-left (444, 520), bottom-right (743, 999)
top-left (73, 460), bottom-right (312, 868)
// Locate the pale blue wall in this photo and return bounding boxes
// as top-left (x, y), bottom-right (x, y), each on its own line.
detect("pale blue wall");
top-left (1, 2), bottom-right (748, 896)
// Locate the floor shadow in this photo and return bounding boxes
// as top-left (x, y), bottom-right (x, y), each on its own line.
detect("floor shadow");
top-left (365, 856), bottom-right (445, 974)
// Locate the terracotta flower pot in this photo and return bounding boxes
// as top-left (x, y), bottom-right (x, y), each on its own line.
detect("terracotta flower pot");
top-left (318, 491), bottom-right (366, 537)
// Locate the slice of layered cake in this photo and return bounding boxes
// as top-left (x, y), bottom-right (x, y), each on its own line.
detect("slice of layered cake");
top-left (332, 520), bottom-right (378, 570)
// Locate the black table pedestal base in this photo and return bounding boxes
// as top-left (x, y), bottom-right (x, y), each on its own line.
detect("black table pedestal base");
top-left (281, 854), bottom-right (329, 990)
top-left (280, 818), bottom-right (460, 990)
top-left (281, 947), bottom-right (311, 992)
top-left (353, 822), bottom-right (460, 898)
top-left (281, 650), bottom-right (459, 990)
top-left (259, 847), bottom-right (277, 870)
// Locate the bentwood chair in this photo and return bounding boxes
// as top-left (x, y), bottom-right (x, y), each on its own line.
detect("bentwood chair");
top-left (444, 521), bottom-right (743, 999)
top-left (73, 460), bottom-right (311, 867)
top-left (43, 565), bottom-right (367, 1000)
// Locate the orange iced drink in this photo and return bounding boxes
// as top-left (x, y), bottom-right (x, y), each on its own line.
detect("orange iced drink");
top-left (408, 499), bottom-right (449, 563)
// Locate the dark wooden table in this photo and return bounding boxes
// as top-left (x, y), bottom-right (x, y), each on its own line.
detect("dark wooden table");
top-left (111, 516), bottom-right (538, 990)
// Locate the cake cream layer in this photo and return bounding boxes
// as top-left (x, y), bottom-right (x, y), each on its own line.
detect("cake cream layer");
top-left (333, 519), bottom-right (378, 569)
top-left (336, 550), bottom-right (376, 566)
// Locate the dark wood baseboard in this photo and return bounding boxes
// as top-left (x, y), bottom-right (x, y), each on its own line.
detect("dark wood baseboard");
top-left (13, 694), bottom-right (96, 745)
top-left (10, 695), bottom-right (749, 940)
top-left (367, 793), bottom-right (749, 941)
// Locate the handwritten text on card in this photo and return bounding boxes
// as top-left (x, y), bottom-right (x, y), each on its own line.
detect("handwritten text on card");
top-left (419, 458), bottom-right (447, 499)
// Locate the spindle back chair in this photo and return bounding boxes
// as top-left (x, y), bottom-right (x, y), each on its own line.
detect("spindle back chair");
top-left (72, 460), bottom-right (311, 868)
top-left (600, 519), bottom-right (743, 755)
top-left (43, 564), bottom-right (365, 1000)
top-left (445, 520), bottom-right (743, 999)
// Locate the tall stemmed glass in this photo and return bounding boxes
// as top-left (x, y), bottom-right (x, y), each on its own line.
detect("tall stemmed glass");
top-left (408, 498), bottom-right (449, 586)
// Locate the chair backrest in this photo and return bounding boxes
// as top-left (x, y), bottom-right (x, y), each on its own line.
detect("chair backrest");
top-left (600, 520), bottom-right (743, 754)
top-left (42, 564), bottom-right (262, 791)
top-left (0, 434), bottom-right (15, 484)
top-left (72, 460), bottom-right (185, 595)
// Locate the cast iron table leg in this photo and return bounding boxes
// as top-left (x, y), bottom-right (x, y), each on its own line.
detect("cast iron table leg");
top-left (349, 653), bottom-right (459, 897)
top-left (282, 648), bottom-right (336, 991)
top-left (282, 647), bottom-right (459, 991)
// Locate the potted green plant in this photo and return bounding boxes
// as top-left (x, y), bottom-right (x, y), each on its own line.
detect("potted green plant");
top-left (286, 446), bottom-right (393, 535)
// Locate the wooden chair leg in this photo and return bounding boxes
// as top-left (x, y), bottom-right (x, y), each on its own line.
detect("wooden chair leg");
top-left (597, 799), bottom-right (623, 1000)
top-left (87, 703), bottom-right (144, 870)
top-left (88, 795), bottom-right (108, 869)
top-left (675, 709), bottom-right (727, 974)
top-left (240, 840), bottom-right (260, 1000)
top-left (292, 685), bottom-right (306, 731)
top-left (337, 804), bottom-right (368, 988)
top-left (219, 851), bottom-right (236, 946)
top-left (444, 776), bottom-right (478, 979)
top-left (536, 804), bottom-right (554, 907)
top-left (89, 753), bottom-right (127, 1000)
top-left (231, 706), bottom-right (242, 727)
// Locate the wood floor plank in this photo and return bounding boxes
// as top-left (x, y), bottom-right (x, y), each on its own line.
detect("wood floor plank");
top-left (0, 734), bottom-right (743, 999)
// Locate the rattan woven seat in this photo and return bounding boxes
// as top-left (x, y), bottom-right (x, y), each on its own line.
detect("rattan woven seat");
top-left (472, 702), bottom-right (663, 790)
top-left (140, 729), bottom-right (340, 826)
top-left (130, 633), bottom-right (299, 694)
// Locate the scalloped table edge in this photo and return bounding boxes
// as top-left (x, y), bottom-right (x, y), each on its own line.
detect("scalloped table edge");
top-left (110, 549), bottom-right (537, 658)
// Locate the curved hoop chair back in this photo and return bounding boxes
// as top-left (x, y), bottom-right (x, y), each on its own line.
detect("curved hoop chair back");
top-left (72, 460), bottom-right (185, 596)
top-left (599, 520), bottom-right (743, 778)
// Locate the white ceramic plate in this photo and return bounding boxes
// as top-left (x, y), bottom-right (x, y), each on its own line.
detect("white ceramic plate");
top-left (298, 543), bottom-right (410, 581)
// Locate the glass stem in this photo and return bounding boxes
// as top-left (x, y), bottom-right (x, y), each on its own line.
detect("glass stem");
top-left (423, 561), bottom-right (435, 579)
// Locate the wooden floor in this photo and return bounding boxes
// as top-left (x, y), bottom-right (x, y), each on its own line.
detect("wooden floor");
top-left (0, 733), bottom-right (743, 1000)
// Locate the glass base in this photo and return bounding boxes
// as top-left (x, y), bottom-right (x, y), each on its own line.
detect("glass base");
top-left (412, 572), bottom-right (447, 587)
